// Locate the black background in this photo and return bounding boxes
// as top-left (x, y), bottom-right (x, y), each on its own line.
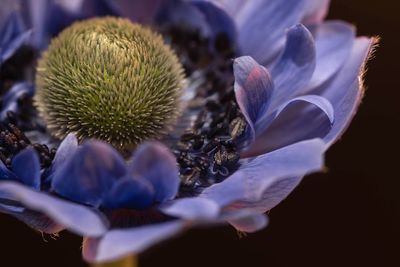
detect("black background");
top-left (1, 0), bottom-right (399, 266)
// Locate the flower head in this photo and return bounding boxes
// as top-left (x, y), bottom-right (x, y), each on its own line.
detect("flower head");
top-left (0, 0), bottom-right (376, 264)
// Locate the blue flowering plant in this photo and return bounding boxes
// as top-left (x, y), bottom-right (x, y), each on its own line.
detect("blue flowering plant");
top-left (0, 0), bottom-right (375, 265)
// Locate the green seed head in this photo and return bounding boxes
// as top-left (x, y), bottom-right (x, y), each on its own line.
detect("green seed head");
top-left (35, 17), bottom-right (185, 148)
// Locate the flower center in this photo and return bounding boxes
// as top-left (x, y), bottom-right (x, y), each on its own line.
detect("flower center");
top-left (35, 17), bottom-right (185, 149)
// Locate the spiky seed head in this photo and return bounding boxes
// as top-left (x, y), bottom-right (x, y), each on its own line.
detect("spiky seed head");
top-left (35, 17), bottom-right (185, 148)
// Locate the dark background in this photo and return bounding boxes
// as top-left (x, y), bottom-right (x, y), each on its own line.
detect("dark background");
top-left (1, 0), bottom-right (399, 266)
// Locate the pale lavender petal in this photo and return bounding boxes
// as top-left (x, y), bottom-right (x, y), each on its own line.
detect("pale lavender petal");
top-left (228, 213), bottom-right (268, 233)
top-left (269, 24), bottom-right (316, 110)
top-left (201, 139), bottom-right (325, 209)
top-left (161, 198), bottom-right (220, 220)
top-left (321, 37), bottom-right (376, 146)
top-left (128, 142), bottom-right (180, 203)
top-left (302, 0), bottom-right (330, 25)
top-left (48, 133), bottom-right (79, 175)
top-left (235, 0), bottom-right (306, 65)
top-left (244, 95), bottom-right (334, 157)
top-left (0, 82), bottom-right (34, 119)
top-left (0, 181), bottom-right (108, 236)
top-left (307, 21), bottom-right (355, 89)
top-left (83, 220), bottom-right (185, 263)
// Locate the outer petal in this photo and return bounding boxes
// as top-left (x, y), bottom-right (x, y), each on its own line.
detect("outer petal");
top-left (11, 148), bottom-right (41, 189)
top-left (47, 133), bottom-right (79, 177)
top-left (302, 0), bottom-right (330, 25)
top-left (307, 21), bottom-right (355, 89)
top-left (228, 213), bottom-right (268, 233)
top-left (234, 0), bottom-right (306, 65)
top-left (201, 139), bottom-right (325, 209)
top-left (128, 142), bottom-right (180, 203)
top-left (244, 95), bottom-right (334, 157)
top-left (83, 220), bottom-right (185, 263)
top-left (321, 37), bottom-right (376, 146)
top-left (161, 198), bottom-right (220, 220)
top-left (0, 181), bottom-right (108, 236)
top-left (52, 141), bottom-right (126, 207)
top-left (269, 24), bottom-right (316, 110)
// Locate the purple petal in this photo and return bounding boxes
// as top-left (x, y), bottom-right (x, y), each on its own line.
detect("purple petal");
top-left (0, 181), bottom-right (108, 236)
top-left (269, 24), bottom-right (316, 110)
top-left (302, 0), bottom-right (330, 25)
top-left (228, 213), bottom-right (268, 233)
top-left (233, 56), bottom-right (274, 144)
top-left (320, 37), bottom-right (377, 146)
top-left (83, 220), bottom-right (185, 263)
top-left (106, 0), bottom-right (165, 24)
top-left (161, 198), bottom-right (220, 220)
top-left (201, 139), bottom-right (325, 209)
top-left (128, 142), bottom-right (180, 203)
top-left (244, 95), bottom-right (334, 157)
top-left (0, 159), bottom-right (18, 182)
top-left (0, 205), bottom-right (64, 234)
top-left (102, 178), bottom-right (155, 210)
top-left (307, 21), bottom-right (355, 89)
top-left (52, 141), bottom-right (126, 207)
top-left (11, 147), bottom-right (41, 189)
top-left (235, 0), bottom-right (307, 65)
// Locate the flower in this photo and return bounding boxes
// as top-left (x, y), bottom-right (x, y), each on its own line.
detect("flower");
top-left (0, 0), bottom-right (376, 264)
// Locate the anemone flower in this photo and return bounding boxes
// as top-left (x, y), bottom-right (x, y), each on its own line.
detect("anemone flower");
top-left (0, 0), bottom-right (376, 266)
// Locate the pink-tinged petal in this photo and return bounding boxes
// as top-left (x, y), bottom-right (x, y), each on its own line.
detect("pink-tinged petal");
top-left (269, 24), bottom-right (316, 110)
top-left (235, 0), bottom-right (307, 65)
top-left (83, 220), bottom-right (185, 263)
top-left (244, 95), bottom-right (334, 158)
top-left (302, 0), bottom-right (330, 25)
top-left (228, 213), bottom-right (269, 233)
top-left (161, 198), bottom-right (220, 220)
top-left (320, 37), bottom-right (377, 147)
top-left (128, 142), bottom-right (180, 203)
top-left (200, 139), bottom-right (325, 209)
top-left (0, 181), bottom-right (108, 236)
top-left (307, 21), bottom-right (355, 89)
top-left (233, 56), bottom-right (274, 145)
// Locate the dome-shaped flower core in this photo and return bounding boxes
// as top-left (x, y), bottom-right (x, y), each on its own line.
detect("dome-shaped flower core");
top-left (35, 17), bottom-right (185, 148)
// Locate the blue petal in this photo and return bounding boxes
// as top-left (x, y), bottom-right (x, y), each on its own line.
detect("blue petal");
top-left (11, 147), bottom-right (41, 189)
top-left (302, 0), bottom-right (330, 25)
top-left (233, 56), bottom-right (274, 145)
top-left (0, 181), bottom-right (108, 236)
top-left (52, 141), bottom-right (126, 207)
top-left (161, 198), bottom-right (220, 220)
top-left (234, 0), bottom-right (307, 65)
top-left (128, 142), bottom-right (180, 203)
top-left (269, 24), bottom-right (316, 110)
top-left (192, 1), bottom-right (237, 46)
top-left (0, 12), bottom-right (32, 63)
top-left (102, 178), bottom-right (155, 210)
top-left (0, 160), bottom-right (18, 181)
top-left (244, 95), bottom-right (334, 157)
top-left (201, 139), bottom-right (325, 209)
top-left (155, 0), bottom-right (210, 37)
top-left (320, 37), bottom-right (376, 146)
top-left (83, 220), bottom-right (185, 263)
top-left (307, 21), bottom-right (355, 89)
top-left (228, 213), bottom-right (268, 233)
top-left (0, 82), bottom-right (34, 120)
